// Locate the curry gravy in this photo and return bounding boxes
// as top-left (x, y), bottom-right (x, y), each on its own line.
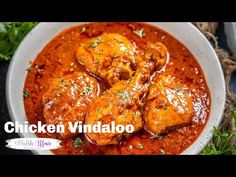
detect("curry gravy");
top-left (24, 22), bottom-right (210, 154)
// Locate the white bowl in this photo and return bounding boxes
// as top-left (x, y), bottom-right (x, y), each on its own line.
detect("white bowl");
top-left (6, 22), bottom-right (226, 155)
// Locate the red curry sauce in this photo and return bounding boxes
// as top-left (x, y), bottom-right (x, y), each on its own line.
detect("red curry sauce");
top-left (24, 22), bottom-right (210, 155)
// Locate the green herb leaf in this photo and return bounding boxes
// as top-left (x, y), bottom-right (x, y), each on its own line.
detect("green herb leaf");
top-left (0, 22), bottom-right (38, 61)
top-left (117, 90), bottom-right (128, 99)
top-left (133, 28), bottom-right (144, 38)
top-left (137, 143), bottom-right (143, 149)
top-left (163, 104), bottom-right (168, 110)
top-left (201, 127), bottom-right (236, 155)
top-left (23, 90), bottom-right (30, 98)
top-left (73, 137), bottom-right (83, 148)
top-left (92, 70), bottom-right (97, 75)
top-left (88, 38), bottom-right (103, 48)
top-left (82, 86), bottom-right (94, 95)
top-left (96, 109), bottom-right (103, 114)
top-left (132, 112), bottom-right (139, 123)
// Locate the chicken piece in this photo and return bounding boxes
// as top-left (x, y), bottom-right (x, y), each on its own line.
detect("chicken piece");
top-left (144, 76), bottom-right (194, 135)
top-left (85, 43), bottom-right (168, 146)
top-left (42, 72), bottom-right (99, 139)
top-left (143, 42), bottom-right (169, 71)
top-left (85, 80), bottom-right (143, 146)
top-left (76, 33), bottom-right (136, 85)
top-left (76, 33), bottom-right (168, 85)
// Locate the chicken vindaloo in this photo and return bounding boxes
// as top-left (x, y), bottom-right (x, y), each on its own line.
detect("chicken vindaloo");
top-left (24, 23), bottom-right (210, 154)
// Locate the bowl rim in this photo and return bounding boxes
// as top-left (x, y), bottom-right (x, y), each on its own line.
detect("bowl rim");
top-left (177, 23), bottom-right (225, 154)
top-left (6, 22), bottom-right (226, 155)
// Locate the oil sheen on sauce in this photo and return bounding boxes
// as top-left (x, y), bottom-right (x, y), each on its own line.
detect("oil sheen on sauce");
top-left (24, 22), bottom-right (211, 155)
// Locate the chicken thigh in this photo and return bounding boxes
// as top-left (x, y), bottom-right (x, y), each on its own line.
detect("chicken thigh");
top-left (76, 33), bottom-right (137, 85)
top-left (76, 33), bottom-right (168, 85)
top-left (144, 76), bottom-right (194, 135)
top-left (42, 72), bottom-right (99, 139)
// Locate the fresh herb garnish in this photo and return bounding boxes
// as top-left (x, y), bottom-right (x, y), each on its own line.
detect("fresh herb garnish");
top-left (201, 127), bottom-right (236, 155)
top-left (92, 70), bottom-right (97, 75)
top-left (117, 90), bottom-right (128, 99)
top-left (73, 137), bottom-right (83, 148)
top-left (0, 22), bottom-right (38, 61)
top-left (132, 112), bottom-right (139, 123)
top-left (23, 90), bottom-right (30, 98)
top-left (96, 109), bottom-right (103, 114)
top-left (201, 106), bottom-right (236, 155)
top-left (82, 86), bottom-right (94, 94)
top-left (137, 143), bottom-right (143, 149)
top-left (88, 38), bottom-right (103, 48)
top-left (163, 104), bottom-right (168, 110)
top-left (133, 28), bottom-right (144, 38)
